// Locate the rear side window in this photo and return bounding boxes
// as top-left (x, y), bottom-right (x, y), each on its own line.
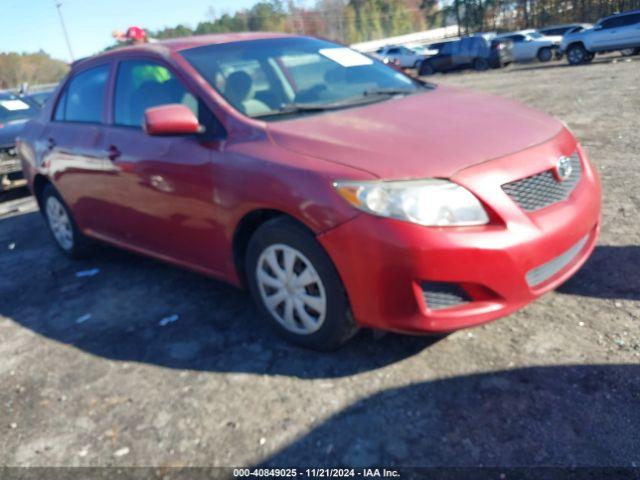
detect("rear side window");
top-left (621, 13), bottom-right (640, 26)
top-left (54, 64), bottom-right (109, 123)
top-left (114, 60), bottom-right (198, 128)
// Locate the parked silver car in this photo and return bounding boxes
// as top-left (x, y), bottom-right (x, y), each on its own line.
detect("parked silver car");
top-left (561, 10), bottom-right (640, 64)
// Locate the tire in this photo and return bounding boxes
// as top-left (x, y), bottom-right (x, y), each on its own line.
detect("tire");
top-left (473, 58), bottom-right (489, 71)
top-left (41, 184), bottom-right (92, 259)
top-left (567, 44), bottom-right (589, 65)
top-left (418, 60), bottom-right (435, 76)
top-left (537, 47), bottom-right (553, 62)
top-left (246, 217), bottom-right (358, 350)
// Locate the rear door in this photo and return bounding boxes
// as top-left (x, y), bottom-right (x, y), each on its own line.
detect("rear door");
top-left (591, 17), bottom-right (625, 50)
top-left (432, 42), bottom-right (456, 70)
top-left (617, 13), bottom-right (640, 47)
top-left (101, 58), bottom-right (228, 272)
top-left (42, 63), bottom-right (116, 236)
top-left (506, 34), bottom-right (528, 60)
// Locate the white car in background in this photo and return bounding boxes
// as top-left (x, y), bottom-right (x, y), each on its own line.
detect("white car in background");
top-left (374, 45), bottom-right (434, 68)
top-left (496, 30), bottom-right (562, 62)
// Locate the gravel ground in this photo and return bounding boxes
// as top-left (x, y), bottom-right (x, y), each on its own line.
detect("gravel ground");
top-left (0, 56), bottom-right (639, 470)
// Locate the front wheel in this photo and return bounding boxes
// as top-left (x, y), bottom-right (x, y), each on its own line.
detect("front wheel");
top-left (537, 47), bottom-right (553, 62)
top-left (246, 217), bottom-right (358, 350)
top-left (567, 44), bottom-right (590, 65)
top-left (418, 60), bottom-right (435, 76)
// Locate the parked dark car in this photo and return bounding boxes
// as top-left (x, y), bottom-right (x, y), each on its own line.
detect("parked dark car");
top-left (0, 91), bottom-right (38, 190)
top-left (539, 23), bottom-right (593, 36)
top-left (418, 36), bottom-right (513, 75)
top-left (24, 88), bottom-right (55, 109)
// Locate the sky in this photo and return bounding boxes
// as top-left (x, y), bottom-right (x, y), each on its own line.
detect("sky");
top-left (1, 0), bottom-right (274, 62)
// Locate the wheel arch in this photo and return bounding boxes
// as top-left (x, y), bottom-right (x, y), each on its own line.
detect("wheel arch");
top-left (232, 209), bottom-right (317, 287)
top-left (32, 174), bottom-right (51, 208)
top-left (566, 41), bottom-right (586, 50)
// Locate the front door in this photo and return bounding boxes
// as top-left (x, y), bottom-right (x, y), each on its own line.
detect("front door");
top-left (102, 59), bottom-right (228, 273)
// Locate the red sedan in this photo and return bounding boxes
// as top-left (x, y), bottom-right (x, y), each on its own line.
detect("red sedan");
top-left (17, 33), bottom-right (601, 350)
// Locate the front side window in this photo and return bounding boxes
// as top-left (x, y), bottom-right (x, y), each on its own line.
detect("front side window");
top-left (114, 60), bottom-right (198, 128)
top-left (600, 17), bottom-right (624, 29)
top-left (55, 64), bottom-right (109, 123)
top-left (181, 37), bottom-right (428, 120)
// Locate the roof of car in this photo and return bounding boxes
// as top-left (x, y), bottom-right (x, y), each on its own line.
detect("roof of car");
top-left (74, 32), bottom-right (298, 68)
top-left (603, 8), bottom-right (640, 19)
top-left (154, 31), bottom-right (296, 50)
top-left (540, 23), bottom-right (590, 29)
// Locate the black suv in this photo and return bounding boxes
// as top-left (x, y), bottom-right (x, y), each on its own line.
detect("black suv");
top-left (418, 36), bottom-right (513, 75)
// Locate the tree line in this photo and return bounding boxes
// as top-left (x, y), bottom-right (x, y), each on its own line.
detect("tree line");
top-left (3, 0), bottom-right (638, 88)
top-left (152, 0), bottom-right (640, 43)
top-left (0, 52), bottom-right (68, 90)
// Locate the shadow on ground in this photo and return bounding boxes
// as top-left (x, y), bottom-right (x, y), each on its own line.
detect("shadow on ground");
top-left (559, 245), bottom-right (640, 301)
top-left (0, 211), bottom-right (440, 379)
top-left (260, 364), bottom-right (640, 467)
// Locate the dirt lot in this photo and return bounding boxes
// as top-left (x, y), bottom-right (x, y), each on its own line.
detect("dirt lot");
top-left (1, 56), bottom-right (639, 470)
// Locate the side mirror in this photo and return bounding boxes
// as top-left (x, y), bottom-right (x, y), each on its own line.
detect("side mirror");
top-left (144, 104), bottom-right (203, 136)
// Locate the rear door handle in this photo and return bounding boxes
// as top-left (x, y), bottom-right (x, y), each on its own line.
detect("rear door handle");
top-left (47, 138), bottom-right (56, 150)
top-left (107, 145), bottom-right (121, 161)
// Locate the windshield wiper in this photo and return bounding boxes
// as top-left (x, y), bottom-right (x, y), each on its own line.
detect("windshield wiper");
top-left (253, 88), bottom-right (425, 119)
top-left (363, 87), bottom-right (419, 96)
top-left (252, 96), bottom-right (383, 119)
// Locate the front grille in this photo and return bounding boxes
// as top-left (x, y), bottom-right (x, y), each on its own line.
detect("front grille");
top-left (502, 153), bottom-right (582, 212)
top-left (526, 234), bottom-right (588, 287)
top-left (0, 148), bottom-right (21, 175)
top-left (421, 282), bottom-right (471, 310)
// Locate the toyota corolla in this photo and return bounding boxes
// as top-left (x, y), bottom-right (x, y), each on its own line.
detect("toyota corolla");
top-left (17, 33), bottom-right (601, 350)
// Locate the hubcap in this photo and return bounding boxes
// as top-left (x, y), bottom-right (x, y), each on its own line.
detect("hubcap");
top-left (256, 244), bottom-right (327, 335)
top-left (46, 196), bottom-right (73, 251)
top-left (569, 48), bottom-right (583, 63)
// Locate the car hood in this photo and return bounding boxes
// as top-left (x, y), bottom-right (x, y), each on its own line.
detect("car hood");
top-left (0, 119), bottom-right (28, 148)
top-left (267, 85), bottom-right (564, 179)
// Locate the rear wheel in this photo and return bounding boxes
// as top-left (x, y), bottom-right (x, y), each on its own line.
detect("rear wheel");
top-left (41, 184), bottom-right (92, 258)
top-left (567, 44), bottom-right (590, 65)
top-left (537, 47), bottom-right (553, 62)
top-left (473, 57), bottom-right (489, 71)
top-left (246, 217), bottom-right (358, 350)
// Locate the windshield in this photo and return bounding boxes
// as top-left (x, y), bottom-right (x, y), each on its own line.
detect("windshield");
top-left (181, 37), bottom-right (429, 120)
top-left (529, 32), bottom-right (544, 38)
top-left (0, 94), bottom-right (37, 123)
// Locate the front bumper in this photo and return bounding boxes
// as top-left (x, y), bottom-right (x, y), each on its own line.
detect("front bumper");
top-left (318, 131), bottom-right (601, 334)
top-left (0, 145), bottom-right (25, 190)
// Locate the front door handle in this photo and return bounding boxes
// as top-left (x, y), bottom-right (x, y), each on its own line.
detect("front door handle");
top-left (107, 145), bottom-right (121, 161)
top-left (47, 137), bottom-right (56, 150)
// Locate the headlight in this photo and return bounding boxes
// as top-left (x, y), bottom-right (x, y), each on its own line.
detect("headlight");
top-left (333, 179), bottom-right (489, 227)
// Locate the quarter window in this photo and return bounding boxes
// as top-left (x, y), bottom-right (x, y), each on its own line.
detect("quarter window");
top-left (54, 64), bottom-right (109, 123)
top-left (114, 60), bottom-right (198, 128)
top-left (621, 13), bottom-right (640, 26)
